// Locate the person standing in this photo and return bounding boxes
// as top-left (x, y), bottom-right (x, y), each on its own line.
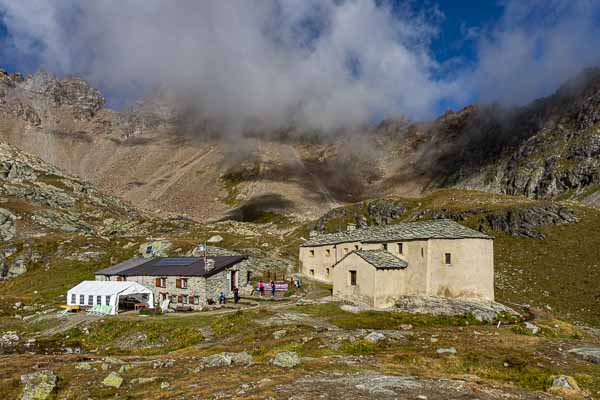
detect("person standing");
top-left (258, 281), bottom-right (264, 297)
top-left (233, 287), bottom-right (240, 304)
top-left (219, 292), bottom-right (226, 304)
top-left (271, 280), bottom-right (276, 297)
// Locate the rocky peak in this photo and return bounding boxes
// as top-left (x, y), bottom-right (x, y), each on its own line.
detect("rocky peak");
top-left (0, 70), bottom-right (104, 125)
top-left (20, 71), bottom-right (104, 120)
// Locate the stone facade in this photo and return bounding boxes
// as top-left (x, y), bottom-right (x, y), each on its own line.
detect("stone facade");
top-left (95, 259), bottom-right (252, 310)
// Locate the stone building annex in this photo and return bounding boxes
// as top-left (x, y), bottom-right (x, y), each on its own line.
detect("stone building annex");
top-left (93, 256), bottom-right (251, 310)
top-left (299, 219), bottom-right (494, 308)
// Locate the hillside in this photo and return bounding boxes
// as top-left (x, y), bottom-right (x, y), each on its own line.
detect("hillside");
top-left (0, 143), bottom-right (599, 399)
top-left (0, 68), bottom-right (598, 223)
top-left (408, 68), bottom-right (600, 205)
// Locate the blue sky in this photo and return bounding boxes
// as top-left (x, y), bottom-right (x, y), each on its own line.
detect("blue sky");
top-left (428, 0), bottom-right (503, 65)
top-left (0, 1), bottom-right (598, 128)
top-left (0, 1), bottom-right (504, 84)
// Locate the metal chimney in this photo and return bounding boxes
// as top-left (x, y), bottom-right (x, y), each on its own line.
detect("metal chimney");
top-left (205, 259), bottom-right (215, 271)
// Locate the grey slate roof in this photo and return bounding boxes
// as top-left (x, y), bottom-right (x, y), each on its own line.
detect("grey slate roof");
top-left (302, 219), bottom-right (490, 247)
top-left (353, 250), bottom-right (408, 269)
top-left (95, 256), bottom-right (247, 278)
top-left (95, 258), bottom-right (148, 275)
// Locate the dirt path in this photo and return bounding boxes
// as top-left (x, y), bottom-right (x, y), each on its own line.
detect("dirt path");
top-left (147, 147), bottom-right (216, 201)
top-left (37, 313), bottom-right (103, 337)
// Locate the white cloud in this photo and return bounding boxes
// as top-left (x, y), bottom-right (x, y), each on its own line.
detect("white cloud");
top-left (467, 0), bottom-right (600, 105)
top-left (1, 0), bottom-right (599, 130)
top-left (0, 0), bottom-right (451, 131)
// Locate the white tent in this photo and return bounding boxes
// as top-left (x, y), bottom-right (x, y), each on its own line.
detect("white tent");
top-left (67, 281), bottom-right (154, 315)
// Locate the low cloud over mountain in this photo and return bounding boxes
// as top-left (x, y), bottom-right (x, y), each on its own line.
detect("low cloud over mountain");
top-left (0, 0), bottom-right (599, 133)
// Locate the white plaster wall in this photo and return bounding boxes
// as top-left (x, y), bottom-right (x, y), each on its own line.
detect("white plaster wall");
top-left (299, 244), bottom-right (339, 283)
top-left (332, 253), bottom-right (376, 306)
top-left (426, 238), bottom-right (494, 300)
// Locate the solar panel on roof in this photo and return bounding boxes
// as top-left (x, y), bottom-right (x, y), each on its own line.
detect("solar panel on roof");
top-left (155, 258), bottom-right (198, 266)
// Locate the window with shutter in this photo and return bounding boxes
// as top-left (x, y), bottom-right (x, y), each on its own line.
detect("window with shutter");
top-left (177, 295), bottom-right (183, 303)
top-left (155, 278), bottom-right (161, 287)
top-left (176, 279), bottom-right (182, 288)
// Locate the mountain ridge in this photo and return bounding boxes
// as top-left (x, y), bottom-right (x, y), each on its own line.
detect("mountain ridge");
top-left (0, 67), bottom-right (598, 222)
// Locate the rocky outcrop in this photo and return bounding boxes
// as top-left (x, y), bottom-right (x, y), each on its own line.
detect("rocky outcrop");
top-left (199, 352), bottom-right (253, 368)
top-left (20, 370), bottom-right (57, 400)
top-left (282, 372), bottom-right (552, 399)
top-left (569, 347), bottom-right (600, 364)
top-left (2, 70), bottom-right (104, 122)
top-left (0, 142), bottom-right (142, 240)
top-left (271, 351), bottom-right (301, 368)
top-left (0, 208), bottom-right (16, 241)
top-left (480, 203), bottom-right (578, 239)
top-left (429, 68), bottom-right (600, 202)
top-left (102, 372), bottom-right (123, 388)
top-left (32, 210), bottom-right (93, 233)
top-left (410, 202), bottom-right (578, 239)
top-left (394, 296), bottom-right (520, 322)
top-left (312, 199), bottom-right (406, 233)
top-left (0, 249), bottom-right (42, 281)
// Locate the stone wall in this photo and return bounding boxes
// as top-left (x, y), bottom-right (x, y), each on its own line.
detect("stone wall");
top-left (205, 259), bottom-right (252, 301)
top-left (95, 259), bottom-right (253, 309)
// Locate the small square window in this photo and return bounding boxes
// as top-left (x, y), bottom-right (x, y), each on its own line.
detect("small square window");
top-left (354, 245), bottom-right (359, 250)
top-left (326, 268), bottom-right (330, 276)
top-left (445, 253), bottom-right (452, 265)
top-left (309, 250), bottom-right (315, 257)
top-left (310, 269), bottom-right (315, 276)
top-left (326, 249), bottom-right (331, 257)
top-left (382, 243), bottom-right (388, 251)
top-left (145, 245), bottom-right (153, 254)
top-left (349, 270), bottom-right (357, 286)
top-left (398, 243), bottom-right (403, 254)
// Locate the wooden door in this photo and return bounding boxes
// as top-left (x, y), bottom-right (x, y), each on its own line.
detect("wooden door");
top-left (230, 270), bottom-right (237, 291)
